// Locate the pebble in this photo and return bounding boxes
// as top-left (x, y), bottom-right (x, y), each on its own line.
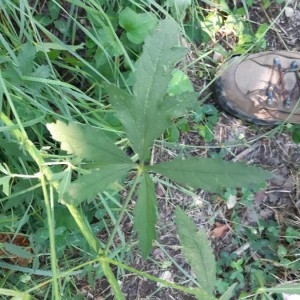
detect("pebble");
top-left (285, 7), bottom-right (295, 18)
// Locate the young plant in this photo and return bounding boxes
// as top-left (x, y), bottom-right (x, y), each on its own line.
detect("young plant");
top-left (47, 18), bottom-right (271, 261)
top-left (192, 104), bottom-right (219, 143)
top-left (0, 12), bottom-right (272, 299)
top-left (286, 123), bottom-right (300, 143)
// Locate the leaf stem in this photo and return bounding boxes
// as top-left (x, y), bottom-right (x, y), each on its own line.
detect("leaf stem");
top-left (105, 173), bottom-right (141, 255)
top-left (104, 256), bottom-right (216, 299)
top-left (40, 176), bottom-right (60, 299)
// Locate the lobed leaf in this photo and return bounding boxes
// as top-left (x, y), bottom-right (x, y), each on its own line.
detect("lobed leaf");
top-left (133, 173), bottom-right (157, 259)
top-left (175, 207), bottom-right (216, 295)
top-left (47, 120), bottom-right (131, 165)
top-left (62, 164), bottom-right (133, 206)
top-left (150, 157), bottom-right (271, 192)
top-left (106, 19), bottom-right (194, 162)
top-left (103, 83), bottom-right (146, 156)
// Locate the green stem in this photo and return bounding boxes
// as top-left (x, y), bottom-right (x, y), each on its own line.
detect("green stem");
top-left (66, 204), bottom-right (102, 254)
top-left (104, 256), bottom-right (216, 299)
top-left (40, 176), bottom-right (60, 299)
top-left (105, 174), bottom-right (140, 255)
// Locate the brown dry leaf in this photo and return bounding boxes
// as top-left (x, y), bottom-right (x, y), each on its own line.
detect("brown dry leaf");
top-left (210, 222), bottom-right (230, 238)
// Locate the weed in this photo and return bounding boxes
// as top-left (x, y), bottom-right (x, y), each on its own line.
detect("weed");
top-left (286, 124), bottom-right (300, 143)
top-left (192, 104), bottom-right (219, 143)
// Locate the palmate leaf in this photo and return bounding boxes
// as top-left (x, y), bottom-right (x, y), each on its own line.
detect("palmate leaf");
top-left (103, 84), bottom-right (147, 155)
top-left (175, 207), bottom-right (216, 295)
top-left (106, 19), bottom-right (195, 162)
top-left (150, 157), bottom-right (272, 192)
top-left (160, 92), bottom-right (197, 118)
top-left (47, 120), bottom-right (131, 165)
top-left (133, 173), bottom-right (157, 259)
top-left (62, 164), bottom-right (133, 206)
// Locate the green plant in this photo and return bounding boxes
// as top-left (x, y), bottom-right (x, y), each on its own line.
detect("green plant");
top-left (1, 1), bottom-right (298, 299)
top-left (43, 18), bottom-right (272, 298)
top-left (176, 208), bottom-right (300, 299)
top-left (286, 124), bottom-right (300, 143)
top-left (192, 104), bottom-right (219, 143)
top-left (0, 8), bottom-right (270, 297)
top-left (182, 0), bottom-right (269, 53)
top-left (48, 18), bottom-right (270, 257)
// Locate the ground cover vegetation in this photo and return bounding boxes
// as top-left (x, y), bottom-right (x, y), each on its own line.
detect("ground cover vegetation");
top-left (0, 0), bottom-right (300, 299)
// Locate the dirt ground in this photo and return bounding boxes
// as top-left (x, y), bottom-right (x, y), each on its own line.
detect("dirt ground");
top-left (80, 1), bottom-right (300, 299)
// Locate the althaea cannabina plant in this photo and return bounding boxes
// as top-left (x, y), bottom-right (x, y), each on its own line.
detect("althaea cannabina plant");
top-left (47, 18), bottom-right (271, 260)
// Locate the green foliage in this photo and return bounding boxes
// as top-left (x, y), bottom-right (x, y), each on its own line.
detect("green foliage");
top-left (167, 0), bottom-right (192, 22)
top-left (168, 69), bottom-right (195, 96)
top-left (119, 8), bottom-right (157, 44)
top-left (45, 18), bottom-right (270, 298)
top-left (219, 283), bottom-right (238, 300)
top-left (286, 124), bottom-right (300, 143)
top-left (151, 157), bottom-right (271, 192)
top-left (199, 12), bottom-right (223, 43)
top-left (105, 18), bottom-right (196, 162)
top-left (175, 207), bottom-right (216, 295)
top-left (261, 283), bottom-right (300, 295)
top-left (215, 203), bottom-right (300, 298)
top-left (0, 0), bottom-right (293, 299)
top-left (134, 173), bottom-right (157, 258)
top-left (63, 164), bottom-right (133, 206)
top-left (192, 104), bottom-right (219, 143)
top-left (46, 121), bottom-right (132, 165)
top-left (186, 0), bottom-right (268, 53)
top-left (0, 168), bottom-right (10, 196)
